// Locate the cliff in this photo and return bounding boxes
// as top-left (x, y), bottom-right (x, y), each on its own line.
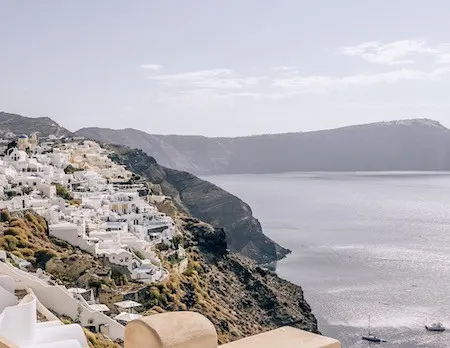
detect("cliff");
top-left (107, 145), bottom-right (289, 264)
top-left (148, 215), bottom-right (318, 343)
top-left (77, 119), bottom-right (450, 174)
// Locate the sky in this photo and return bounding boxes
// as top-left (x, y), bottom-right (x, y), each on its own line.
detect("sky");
top-left (2, 1), bottom-right (450, 136)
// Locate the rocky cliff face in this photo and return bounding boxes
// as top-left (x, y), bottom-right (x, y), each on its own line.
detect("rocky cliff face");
top-left (178, 216), bottom-right (318, 343)
top-left (77, 119), bottom-right (450, 175)
top-left (107, 145), bottom-right (289, 264)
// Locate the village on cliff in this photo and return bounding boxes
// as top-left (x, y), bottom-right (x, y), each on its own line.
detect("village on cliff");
top-left (0, 132), bottom-right (188, 346)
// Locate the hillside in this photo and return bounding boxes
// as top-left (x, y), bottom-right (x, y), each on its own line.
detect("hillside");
top-left (0, 206), bottom-right (317, 345)
top-left (76, 119), bottom-right (450, 174)
top-left (0, 111), bottom-right (318, 344)
top-left (0, 111), bottom-right (73, 137)
top-left (0, 111), bottom-right (287, 263)
top-left (107, 145), bottom-right (289, 264)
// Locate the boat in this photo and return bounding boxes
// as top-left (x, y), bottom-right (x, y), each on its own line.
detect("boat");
top-left (425, 322), bottom-right (445, 332)
top-left (362, 316), bottom-right (386, 343)
top-left (362, 334), bottom-right (385, 343)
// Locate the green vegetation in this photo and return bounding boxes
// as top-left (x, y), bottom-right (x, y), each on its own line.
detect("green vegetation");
top-left (5, 190), bottom-right (19, 198)
top-left (172, 234), bottom-right (184, 249)
top-left (133, 249), bottom-right (145, 260)
top-left (3, 140), bottom-right (17, 155)
top-left (55, 183), bottom-right (73, 200)
top-left (35, 249), bottom-right (57, 269)
top-left (83, 328), bottom-right (121, 348)
top-left (111, 269), bottom-right (128, 286)
top-left (167, 252), bottom-right (181, 265)
top-left (155, 242), bottom-right (170, 251)
top-left (64, 164), bottom-right (83, 174)
top-left (0, 209), bottom-right (11, 222)
top-left (0, 210), bottom-right (59, 267)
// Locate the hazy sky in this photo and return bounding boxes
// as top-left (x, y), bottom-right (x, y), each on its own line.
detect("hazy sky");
top-left (2, 1), bottom-right (450, 136)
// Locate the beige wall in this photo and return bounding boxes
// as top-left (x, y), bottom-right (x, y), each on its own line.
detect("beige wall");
top-left (124, 311), bottom-right (341, 348)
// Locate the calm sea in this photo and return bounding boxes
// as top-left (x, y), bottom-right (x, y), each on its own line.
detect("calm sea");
top-left (205, 172), bottom-right (450, 348)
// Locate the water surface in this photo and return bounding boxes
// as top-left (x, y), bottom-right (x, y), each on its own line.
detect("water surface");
top-left (205, 172), bottom-right (450, 348)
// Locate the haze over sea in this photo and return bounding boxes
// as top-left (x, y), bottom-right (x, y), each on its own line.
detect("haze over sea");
top-left (205, 172), bottom-right (450, 348)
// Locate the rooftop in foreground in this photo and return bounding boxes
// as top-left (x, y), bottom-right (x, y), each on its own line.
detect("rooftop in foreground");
top-left (124, 311), bottom-right (341, 348)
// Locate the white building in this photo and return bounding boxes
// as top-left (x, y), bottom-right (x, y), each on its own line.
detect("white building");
top-left (1, 136), bottom-right (177, 284)
top-left (0, 275), bottom-right (89, 347)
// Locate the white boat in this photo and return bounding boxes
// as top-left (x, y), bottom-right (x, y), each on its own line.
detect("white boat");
top-left (425, 322), bottom-right (445, 332)
top-left (362, 316), bottom-right (386, 343)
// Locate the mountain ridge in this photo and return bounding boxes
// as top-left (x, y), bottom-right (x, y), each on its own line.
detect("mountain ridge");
top-left (77, 118), bottom-right (447, 138)
top-left (0, 111), bottom-right (73, 137)
top-left (76, 118), bottom-right (450, 175)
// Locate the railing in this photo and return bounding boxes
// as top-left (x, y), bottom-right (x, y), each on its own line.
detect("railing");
top-left (0, 261), bottom-right (125, 341)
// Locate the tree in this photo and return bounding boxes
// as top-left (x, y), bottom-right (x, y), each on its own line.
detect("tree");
top-left (3, 140), bottom-right (17, 155)
top-left (5, 190), bottom-right (19, 199)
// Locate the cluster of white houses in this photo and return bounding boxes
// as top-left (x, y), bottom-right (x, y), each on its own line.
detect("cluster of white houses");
top-left (0, 133), bottom-right (183, 283)
top-left (0, 133), bottom-right (189, 346)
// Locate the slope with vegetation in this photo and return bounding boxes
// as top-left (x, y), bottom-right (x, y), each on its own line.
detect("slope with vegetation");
top-left (0, 206), bottom-right (317, 345)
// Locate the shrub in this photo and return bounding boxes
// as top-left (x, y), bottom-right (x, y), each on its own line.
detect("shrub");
top-left (35, 249), bottom-right (57, 269)
top-left (183, 264), bottom-right (195, 276)
top-left (0, 209), bottom-right (11, 222)
top-left (5, 190), bottom-right (19, 198)
top-left (64, 165), bottom-right (82, 174)
top-left (155, 242), bottom-right (169, 251)
top-left (55, 184), bottom-right (73, 200)
top-left (10, 218), bottom-right (29, 231)
top-left (25, 212), bottom-right (39, 225)
top-left (21, 248), bottom-right (35, 257)
top-left (11, 250), bottom-right (24, 259)
top-left (3, 227), bottom-right (26, 238)
top-left (15, 235), bottom-right (30, 248)
top-left (167, 253), bottom-right (180, 265)
top-left (1, 235), bottom-right (18, 251)
top-left (111, 269), bottom-right (128, 286)
top-left (172, 235), bottom-right (184, 249)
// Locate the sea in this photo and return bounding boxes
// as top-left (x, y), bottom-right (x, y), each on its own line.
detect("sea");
top-left (204, 172), bottom-right (450, 348)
